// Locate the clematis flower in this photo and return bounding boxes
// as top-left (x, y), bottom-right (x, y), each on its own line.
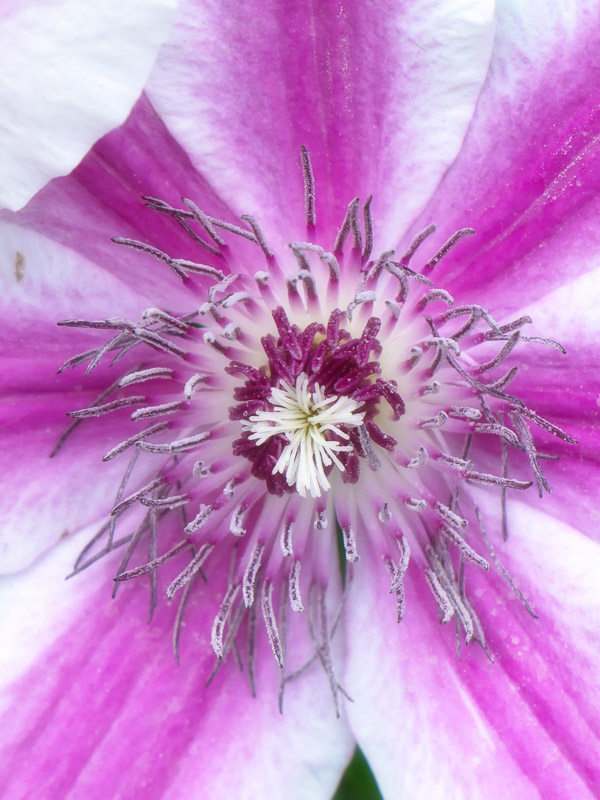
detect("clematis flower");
top-left (2, 1), bottom-right (600, 799)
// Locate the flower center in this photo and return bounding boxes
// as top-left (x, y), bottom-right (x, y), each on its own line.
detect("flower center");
top-left (245, 373), bottom-right (365, 497)
top-left (55, 146), bottom-right (576, 714)
top-left (228, 307), bottom-right (405, 498)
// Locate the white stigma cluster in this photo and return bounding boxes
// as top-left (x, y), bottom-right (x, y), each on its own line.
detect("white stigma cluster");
top-left (245, 374), bottom-right (365, 497)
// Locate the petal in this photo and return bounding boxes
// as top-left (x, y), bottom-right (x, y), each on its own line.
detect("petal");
top-left (147, 0), bottom-right (495, 247)
top-left (407, 0), bottom-right (600, 312)
top-left (489, 266), bottom-right (600, 541)
top-left (0, 0), bottom-right (177, 211)
top-left (0, 221), bottom-right (156, 572)
top-left (0, 533), bottom-right (355, 799)
top-left (4, 95), bottom-right (237, 308)
top-left (344, 509), bottom-right (600, 799)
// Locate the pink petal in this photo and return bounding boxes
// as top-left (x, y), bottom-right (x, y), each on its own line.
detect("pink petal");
top-left (406, 0), bottom-right (600, 312)
top-left (0, 0), bottom-right (177, 211)
top-left (3, 95), bottom-right (232, 311)
top-left (147, 0), bottom-right (495, 247)
top-left (489, 267), bottom-right (600, 541)
top-left (343, 511), bottom-right (600, 799)
top-left (0, 533), bottom-right (354, 799)
top-left (0, 222), bottom-right (160, 572)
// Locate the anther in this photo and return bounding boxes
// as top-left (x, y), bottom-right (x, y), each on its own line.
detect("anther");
top-left (262, 579), bottom-right (284, 668)
top-left (182, 197), bottom-right (226, 246)
top-left (67, 395), bottom-right (146, 419)
top-left (131, 400), bottom-right (184, 421)
top-left (167, 543), bottom-right (215, 600)
top-left (243, 543), bottom-right (264, 607)
top-left (118, 367), bottom-right (173, 387)
top-left (399, 224), bottom-right (436, 266)
top-left (102, 421), bottom-right (171, 461)
top-left (110, 477), bottom-right (165, 516)
top-left (362, 195), bottom-right (374, 262)
top-left (230, 504), bottom-right (248, 536)
top-left (300, 145), bottom-right (316, 228)
top-left (289, 560), bottom-right (304, 612)
top-left (280, 520), bottom-right (294, 557)
top-left (185, 503), bottom-right (215, 533)
top-left (341, 525), bottom-right (359, 562)
top-left (422, 228), bottom-right (475, 273)
top-left (211, 582), bottom-right (241, 659)
top-left (241, 214), bottom-right (274, 259)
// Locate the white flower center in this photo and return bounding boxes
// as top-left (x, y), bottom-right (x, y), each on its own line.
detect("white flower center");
top-left (245, 374), bottom-right (365, 498)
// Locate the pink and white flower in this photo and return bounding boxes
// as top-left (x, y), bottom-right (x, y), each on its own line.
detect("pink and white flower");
top-left (2, 1), bottom-right (600, 799)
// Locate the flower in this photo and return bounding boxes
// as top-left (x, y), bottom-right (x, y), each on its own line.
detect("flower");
top-left (2, 1), bottom-right (600, 799)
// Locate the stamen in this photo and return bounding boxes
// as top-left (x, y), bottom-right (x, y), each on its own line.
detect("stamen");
top-left (477, 332), bottom-right (520, 374)
top-left (473, 423), bottom-right (520, 447)
top-left (139, 493), bottom-right (189, 510)
top-left (112, 237), bottom-right (225, 281)
top-left (349, 198), bottom-right (363, 251)
top-left (182, 197), bottom-right (226, 246)
top-left (111, 511), bottom-right (152, 599)
top-left (464, 470), bottom-right (532, 490)
top-left (147, 509), bottom-right (158, 622)
top-left (137, 431), bottom-right (210, 455)
top-left (427, 547), bottom-right (474, 641)
top-left (230, 503), bottom-right (248, 536)
top-left (184, 374), bottom-right (209, 399)
top-left (280, 520), bottom-right (294, 557)
top-left (211, 582), bottom-right (241, 659)
top-left (67, 395), bottom-right (146, 419)
top-left (242, 543), bottom-right (264, 607)
top-left (300, 145), bottom-right (316, 228)
top-left (475, 508), bottom-right (537, 617)
top-left (143, 196), bottom-right (222, 255)
top-left (424, 569), bottom-right (454, 624)
top-left (511, 406), bottom-right (578, 444)
top-left (131, 401), bottom-right (184, 421)
top-left (399, 224), bottom-right (436, 265)
top-left (488, 366), bottom-right (519, 391)
top-left (440, 525), bottom-right (489, 571)
top-left (510, 412), bottom-right (550, 496)
top-left (262, 578), bottom-right (284, 668)
top-left (173, 571), bottom-right (196, 663)
top-left (110, 477), bottom-right (165, 516)
top-left (167, 543), bottom-right (215, 599)
top-left (130, 328), bottom-right (187, 358)
top-left (240, 214), bottom-right (274, 259)
top-left (118, 367), bottom-right (174, 387)
top-left (113, 540), bottom-right (192, 582)
top-left (341, 524), bottom-right (359, 562)
top-left (417, 289), bottom-right (454, 309)
top-left (501, 434), bottom-right (509, 541)
top-left (288, 559), bottom-right (304, 612)
top-left (362, 195), bottom-right (373, 262)
top-left (333, 198), bottom-right (358, 253)
top-left (185, 504), bottom-right (215, 533)
top-left (142, 308), bottom-right (189, 332)
top-left (407, 446), bottom-right (428, 468)
top-left (423, 228), bottom-right (475, 273)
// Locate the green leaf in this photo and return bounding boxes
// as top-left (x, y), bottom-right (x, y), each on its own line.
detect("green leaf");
top-left (333, 747), bottom-right (383, 800)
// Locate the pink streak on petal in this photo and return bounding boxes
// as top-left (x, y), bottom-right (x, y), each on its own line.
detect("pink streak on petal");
top-left (0, 223), bottom-right (169, 572)
top-left (2, 95), bottom-right (241, 311)
top-left (148, 0), bottom-right (494, 249)
top-left (0, 539), bottom-right (354, 799)
top-left (344, 529), bottom-right (600, 800)
top-left (483, 267), bottom-right (600, 541)
top-left (407, 2), bottom-right (600, 314)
